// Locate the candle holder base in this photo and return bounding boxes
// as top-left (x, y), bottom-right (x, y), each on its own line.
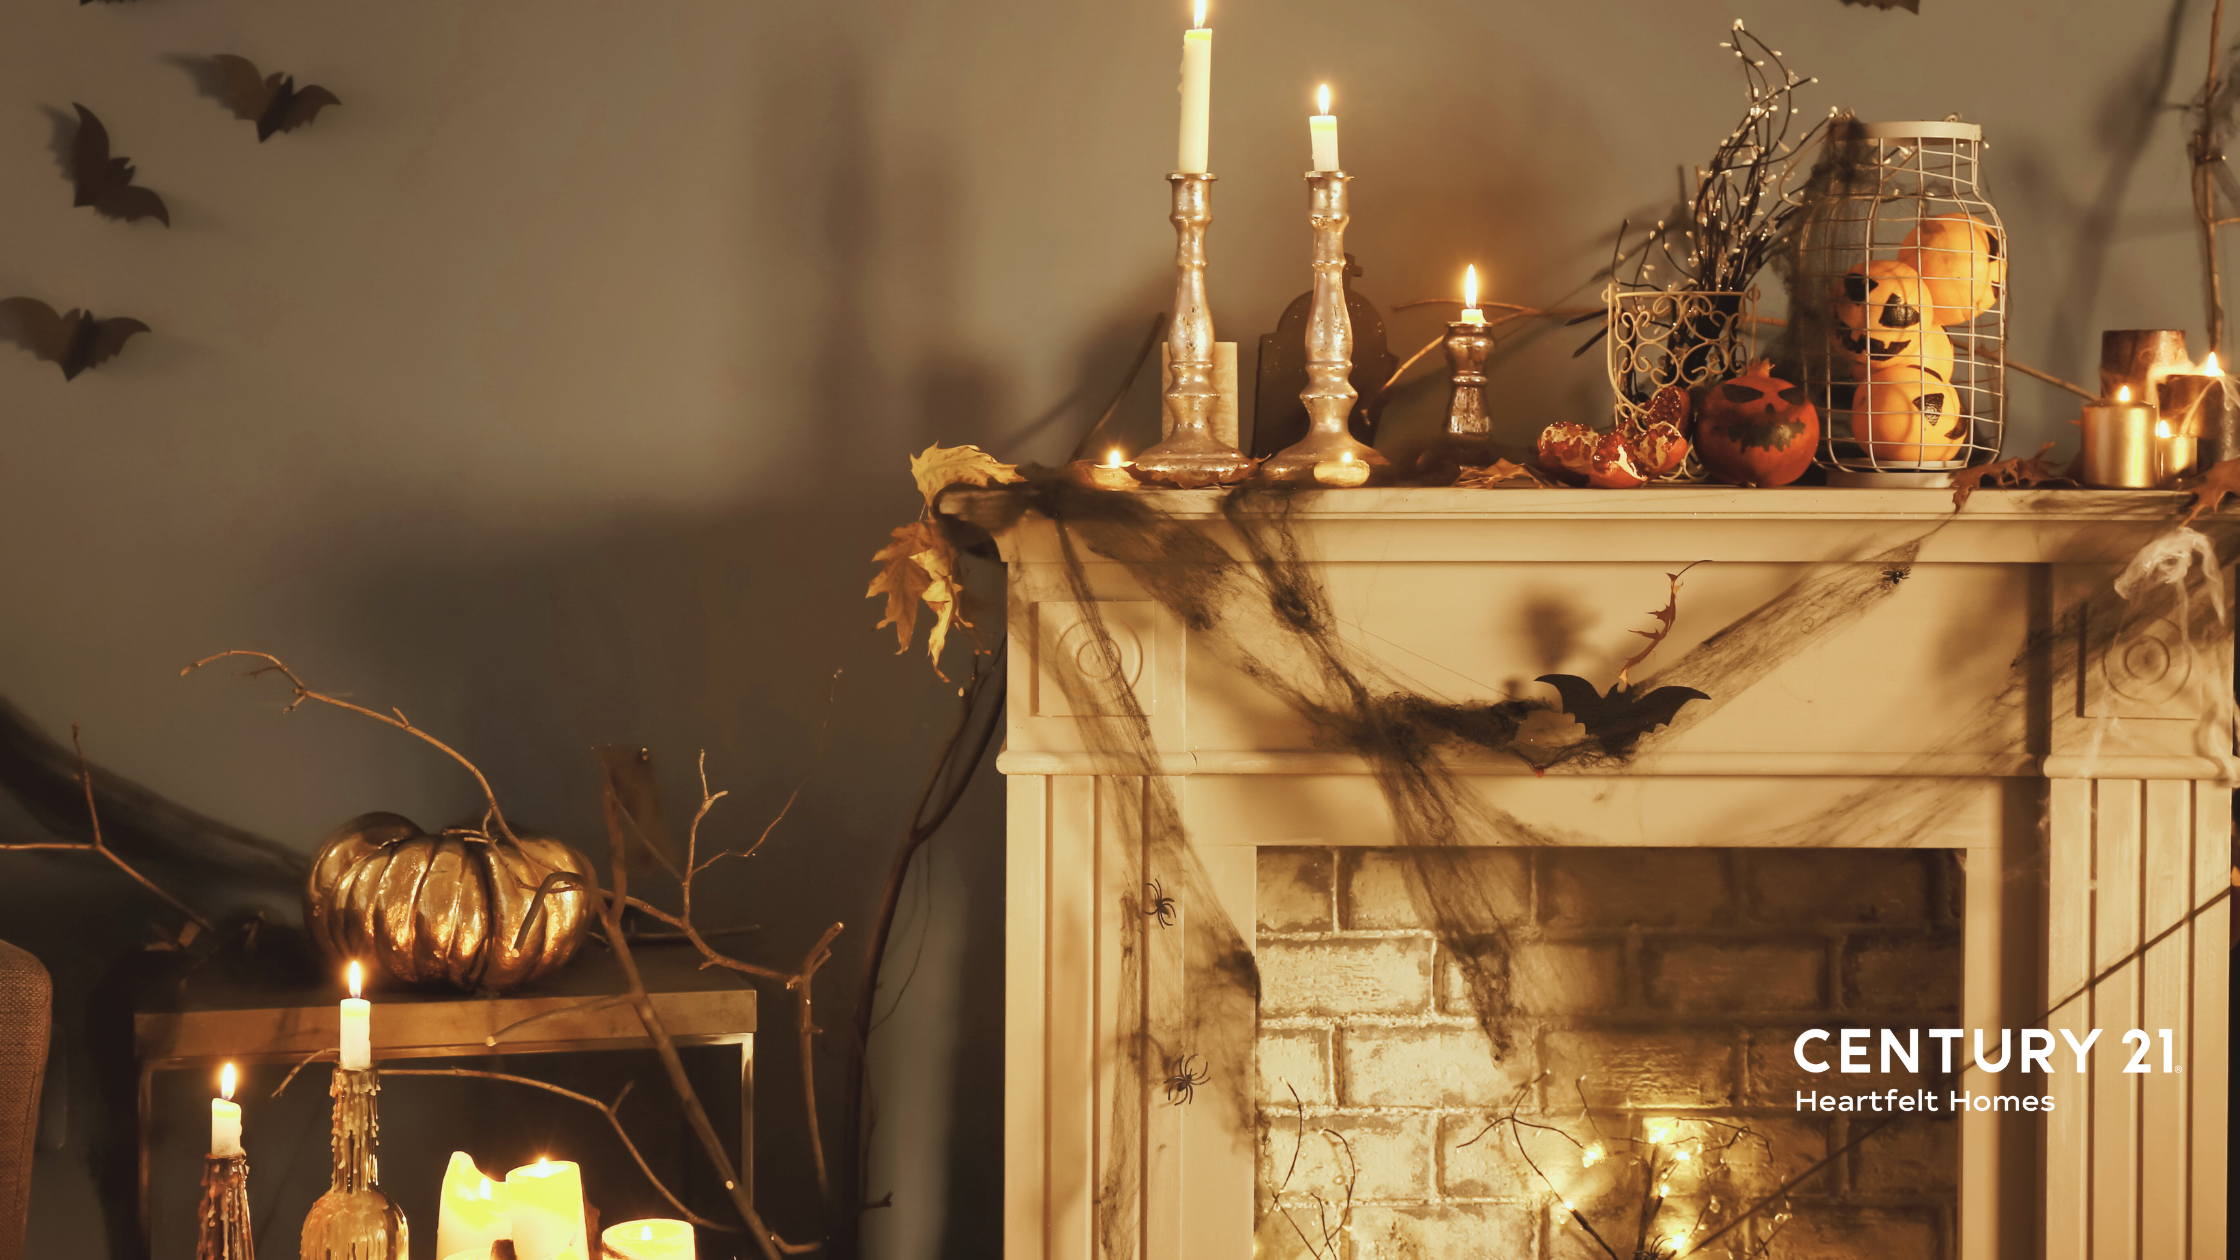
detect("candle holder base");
top-left (1130, 427), bottom-right (1259, 487)
top-left (197, 1155), bottom-right (255, 1260)
top-left (1261, 430), bottom-right (1385, 481)
top-left (301, 1067), bottom-right (407, 1260)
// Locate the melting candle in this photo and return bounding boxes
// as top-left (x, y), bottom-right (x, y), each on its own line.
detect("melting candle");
top-left (1460, 265), bottom-right (1485, 325)
top-left (340, 960), bottom-right (371, 1070)
top-left (1309, 84), bottom-right (1339, 172)
top-left (436, 1152), bottom-right (510, 1260)
top-left (210, 1062), bottom-right (242, 1157)
top-left (600, 1218), bottom-right (695, 1260)
top-left (508, 1157), bottom-right (591, 1260)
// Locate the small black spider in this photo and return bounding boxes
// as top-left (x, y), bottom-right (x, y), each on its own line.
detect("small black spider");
top-left (1880, 565), bottom-right (1913, 588)
top-left (1163, 1054), bottom-right (1209, 1106)
top-left (1143, 879), bottom-right (1177, 928)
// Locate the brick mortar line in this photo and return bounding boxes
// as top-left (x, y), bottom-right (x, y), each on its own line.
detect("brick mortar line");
top-left (1259, 927), bottom-right (1963, 942)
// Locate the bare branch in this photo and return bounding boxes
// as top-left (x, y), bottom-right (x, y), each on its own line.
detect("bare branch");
top-left (2, 726), bottom-right (214, 932)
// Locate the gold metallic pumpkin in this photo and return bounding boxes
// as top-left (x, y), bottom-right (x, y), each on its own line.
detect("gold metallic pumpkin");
top-left (304, 812), bottom-right (596, 992)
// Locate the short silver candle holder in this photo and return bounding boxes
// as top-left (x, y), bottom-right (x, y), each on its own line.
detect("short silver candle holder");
top-left (1131, 172), bottom-right (1256, 487)
top-left (1264, 172), bottom-right (1386, 481)
top-left (196, 1154), bottom-right (255, 1260)
top-left (1443, 319), bottom-right (1493, 438)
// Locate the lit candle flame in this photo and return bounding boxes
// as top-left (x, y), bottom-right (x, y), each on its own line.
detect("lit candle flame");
top-left (2208, 351), bottom-right (2223, 376)
top-left (1463, 264), bottom-right (1478, 310)
top-left (220, 1062), bottom-right (236, 1101)
top-left (536, 1157), bottom-right (550, 1172)
top-left (478, 1177), bottom-right (493, 1200)
top-left (2157, 419), bottom-right (2173, 438)
top-left (347, 960), bottom-right (363, 999)
top-left (1339, 449), bottom-right (1354, 463)
top-left (1192, 0), bottom-right (1206, 28)
top-left (640, 1226), bottom-right (655, 1242)
top-left (2116, 385), bottom-right (2132, 403)
top-left (1105, 449), bottom-right (1123, 468)
top-left (1317, 84), bottom-right (1331, 115)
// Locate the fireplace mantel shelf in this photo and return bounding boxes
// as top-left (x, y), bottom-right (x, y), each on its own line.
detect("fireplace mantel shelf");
top-left (981, 483), bottom-right (2230, 1260)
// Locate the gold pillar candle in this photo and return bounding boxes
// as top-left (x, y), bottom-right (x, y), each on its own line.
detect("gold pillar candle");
top-left (2155, 418), bottom-right (2197, 484)
top-left (2079, 387), bottom-right (2161, 488)
top-left (601, 1218), bottom-right (695, 1260)
top-left (506, 1158), bottom-right (590, 1260)
top-left (2158, 369), bottom-right (2220, 478)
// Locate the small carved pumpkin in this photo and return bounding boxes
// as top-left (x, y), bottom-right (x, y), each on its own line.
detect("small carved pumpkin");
top-left (1696, 360), bottom-right (1820, 487)
top-left (304, 813), bottom-right (596, 992)
top-left (1851, 369), bottom-right (1965, 464)
top-left (1833, 261), bottom-right (1932, 376)
top-left (1898, 213), bottom-right (2004, 325)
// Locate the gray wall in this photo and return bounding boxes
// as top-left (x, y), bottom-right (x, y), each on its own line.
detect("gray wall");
top-left (0, 1), bottom-right (2213, 1257)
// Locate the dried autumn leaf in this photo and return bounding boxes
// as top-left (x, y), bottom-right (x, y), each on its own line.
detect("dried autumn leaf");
top-left (910, 443), bottom-right (1023, 507)
top-left (867, 521), bottom-right (943, 653)
top-left (1616, 560), bottom-right (1706, 686)
top-left (2179, 456), bottom-right (2240, 527)
top-left (911, 541), bottom-right (973, 681)
top-left (1455, 460), bottom-right (1552, 488)
top-left (1951, 441), bottom-right (2068, 510)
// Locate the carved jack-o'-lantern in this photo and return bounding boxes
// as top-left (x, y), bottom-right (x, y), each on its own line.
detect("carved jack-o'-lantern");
top-left (1848, 321), bottom-right (1954, 387)
top-left (1696, 360), bottom-right (1819, 487)
top-left (304, 813), bottom-right (596, 992)
top-left (1899, 214), bottom-right (2004, 325)
top-left (1851, 370), bottom-right (1965, 464)
top-left (1833, 261), bottom-right (1932, 375)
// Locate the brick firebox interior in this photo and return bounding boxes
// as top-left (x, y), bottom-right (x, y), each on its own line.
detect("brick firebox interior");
top-left (1253, 847), bottom-right (1965, 1259)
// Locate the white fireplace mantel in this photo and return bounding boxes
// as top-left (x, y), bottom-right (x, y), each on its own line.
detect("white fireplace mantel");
top-left (960, 486), bottom-right (2231, 1260)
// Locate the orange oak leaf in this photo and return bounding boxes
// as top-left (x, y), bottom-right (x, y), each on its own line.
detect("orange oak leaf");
top-left (2179, 457), bottom-right (2240, 527)
top-left (909, 443), bottom-right (1022, 507)
top-left (1950, 442), bottom-right (2069, 510)
top-left (1455, 460), bottom-right (1553, 488)
top-left (868, 521), bottom-right (942, 654)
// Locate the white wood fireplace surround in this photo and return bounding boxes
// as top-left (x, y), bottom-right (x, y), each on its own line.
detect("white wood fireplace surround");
top-left (967, 487), bottom-right (2231, 1260)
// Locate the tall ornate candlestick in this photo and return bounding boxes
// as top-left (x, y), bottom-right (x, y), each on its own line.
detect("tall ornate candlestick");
top-left (299, 1068), bottom-right (407, 1260)
top-left (197, 1155), bottom-right (255, 1260)
top-left (1132, 173), bottom-right (1255, 485)
top-left (1264, 172), bottom-right (1386, 480)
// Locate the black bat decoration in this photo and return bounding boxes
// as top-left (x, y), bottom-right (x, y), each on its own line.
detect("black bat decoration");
top-left (213, 55), bottom-right (341, 140)
top-left (1535, 674), bottom-right (1709, 756)
top-left (0, 298), bottom-right (150, 381)
top-left (69, 104), bottom-right (169, 225)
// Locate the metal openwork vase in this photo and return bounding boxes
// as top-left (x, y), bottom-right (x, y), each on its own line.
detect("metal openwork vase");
top-left (1793, 117), bottom-right (2007, 480)
top-left (299, 1068), bottom-right (406, 1260)
top-left (1606, 286), bottom-right (1756, 483)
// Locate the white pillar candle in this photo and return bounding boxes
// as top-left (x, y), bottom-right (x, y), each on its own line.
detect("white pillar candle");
top-left (600, 1218), bottom-right (696, 1260)
top-left (507, 1158), bottom-right (591, 1260)
top-left (1461, 264), bottom-right (1485, 324)
top-left (437, 1152), bottom-right (511, 1260)
top-left (340, 960), bottom-right (372, 1070)
top-left (210, 1062), bottom-right (242, 1157)
top-left (1309, 83), bottom-right (1339, 172)
top-left (1176, 0), bottom-right (1212, 174)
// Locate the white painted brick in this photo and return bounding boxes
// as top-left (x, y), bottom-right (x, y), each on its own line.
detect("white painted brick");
top-left (1338, 1026), bottom-right (1522, 1108)
top-left (1349, 1204), bottom-right (1536, 1260)
top-left (1260, 937), bottom-right (1434, 1018)
top-left (1261, 1113), bottom-right (1434, 1203)
top-left (1258, 1028), bottom-right (1333, 1106)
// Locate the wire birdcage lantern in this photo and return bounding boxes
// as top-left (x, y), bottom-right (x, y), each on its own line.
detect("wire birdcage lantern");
top-left (1793, 118), bottom-right (2006, 479)
top-left (1606, 287), bottom-right (1758, 482)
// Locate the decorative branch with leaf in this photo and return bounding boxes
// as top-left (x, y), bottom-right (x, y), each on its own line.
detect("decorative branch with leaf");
top-left (867, 445), bottom-right (1021, 682)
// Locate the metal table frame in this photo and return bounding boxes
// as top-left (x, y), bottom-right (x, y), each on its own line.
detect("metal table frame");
top-left (134, 982), bottom-right (754, 1242)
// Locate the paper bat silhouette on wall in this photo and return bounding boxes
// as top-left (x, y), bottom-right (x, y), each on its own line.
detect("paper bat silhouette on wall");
top-left (213, 55), bottom-right (341, 140)
top-left (1535, 674), bottom-right (1709, 756)
top-left (70, 104), bottom-right (169, 225)
top-left (0, 298), bottom-right (149, 380)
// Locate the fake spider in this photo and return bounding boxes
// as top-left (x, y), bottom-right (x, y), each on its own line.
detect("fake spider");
top-left (1143, 879), bottom-right (1177, 928)
top-left (1880, 565), bottom-right (1912, 588)
top-left (1163, 1054), bottom-right (1209, 1106)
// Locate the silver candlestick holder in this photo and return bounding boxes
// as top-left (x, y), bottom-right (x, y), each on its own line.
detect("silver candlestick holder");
top-left (1131, 173), bottom-right (1256, 486)
top-left (299, 1068), bottom-right (407, 1260)
top-left (1443, 320), bottom-right (1492, 437)
top-left (1264, 172), bottom-right (1386, 481)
